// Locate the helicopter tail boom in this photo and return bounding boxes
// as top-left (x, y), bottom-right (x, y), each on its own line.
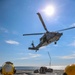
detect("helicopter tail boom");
top-left (28, 47), bottom-right (39, 50)
top-left (28, 47), bottom-right (39, 52)
top-left (28, 41), bottom-right (39, 51)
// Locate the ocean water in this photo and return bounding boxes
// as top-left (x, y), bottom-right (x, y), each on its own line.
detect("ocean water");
top-left (0, 66), bottom-right (39, 71)
top-left (15, 66), bottom-right (40, 70)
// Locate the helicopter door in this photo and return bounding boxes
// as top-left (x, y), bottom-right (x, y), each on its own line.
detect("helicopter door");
top-left (46, 33), bottom-right (54, 40)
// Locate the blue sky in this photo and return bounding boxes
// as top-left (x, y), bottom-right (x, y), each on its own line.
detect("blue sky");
top-left (0, 0), bottom-right (75, 68)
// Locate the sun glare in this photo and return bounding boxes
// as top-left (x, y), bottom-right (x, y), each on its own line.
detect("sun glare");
top-left (43, 5), bottom-right (55, 16)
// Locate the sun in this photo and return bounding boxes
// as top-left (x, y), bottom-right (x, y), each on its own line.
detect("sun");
top-left (42, 5), bottom-right (55, 16)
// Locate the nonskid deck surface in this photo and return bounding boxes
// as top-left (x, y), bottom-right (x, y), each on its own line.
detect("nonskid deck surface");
top-left (13, 70), bottom-right (63, 75)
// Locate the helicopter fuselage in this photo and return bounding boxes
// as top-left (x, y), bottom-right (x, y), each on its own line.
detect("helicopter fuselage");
top-left (40, 32), bottom-right (63, 46)
top-left (29, 32), bottom-right (63, 51)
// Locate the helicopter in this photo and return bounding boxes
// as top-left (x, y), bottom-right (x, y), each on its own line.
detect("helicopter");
top-left (23, 12), bottom-right (75, 52)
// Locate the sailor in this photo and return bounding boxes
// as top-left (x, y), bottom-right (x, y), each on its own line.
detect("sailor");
top-left (0, 61), bottom-right (16, 75)
top-left (63, 64), bottom-right (75, 75)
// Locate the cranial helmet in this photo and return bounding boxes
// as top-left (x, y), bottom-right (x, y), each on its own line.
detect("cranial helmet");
top-left (0, 61), bottom-right (16, 75)
top-left (63, 64), bottom-right (75, 75)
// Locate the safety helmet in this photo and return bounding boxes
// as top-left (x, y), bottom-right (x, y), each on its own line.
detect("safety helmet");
top-left (63, 64), bottom-right (75, 75)
top-left (0, 61), bottom-right (16, 75)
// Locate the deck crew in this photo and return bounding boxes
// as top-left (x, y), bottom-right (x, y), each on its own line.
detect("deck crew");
top-left (0, 61), bottom-right (16, 75)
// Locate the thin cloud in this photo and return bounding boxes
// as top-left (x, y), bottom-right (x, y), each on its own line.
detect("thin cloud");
top-left (18, 53), bottom-right (41, 60)
top-left (12, 31), bottom-right (19, 35)
top-left (28, 53), bottom-right (41, 58)
top-left (0, 27), bottom-right (8, 33)
top-left (19, 57), bottom-right (29, 60)
top-left (56, 54), bottom-right (75, 59)
top-left (69, 40), bottom-right (75, 47)
top-left (5, 40), bottom-right (19, 45)
top-left (71, 23), bottom-right (75, 27)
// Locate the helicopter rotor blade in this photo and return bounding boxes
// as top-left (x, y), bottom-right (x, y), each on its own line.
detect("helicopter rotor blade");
top-left (37, 12), bottom-right (48, 32)
top-left (23, 33), bottom-right (44, 36)
top-left (56, 26), bottom-right (75, 32)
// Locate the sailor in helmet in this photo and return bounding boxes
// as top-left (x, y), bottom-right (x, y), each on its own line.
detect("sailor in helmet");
top-left (63, 64), bottom-right (75, 75)
top-left (0, 61), bottom-right (16, 75)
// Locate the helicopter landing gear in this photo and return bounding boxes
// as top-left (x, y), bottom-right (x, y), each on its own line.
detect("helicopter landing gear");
top-left (54, 41), bottom-right (57, 44)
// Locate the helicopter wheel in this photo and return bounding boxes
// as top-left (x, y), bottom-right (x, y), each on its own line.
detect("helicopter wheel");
top-left (54, 42), bottom-right (57, 44)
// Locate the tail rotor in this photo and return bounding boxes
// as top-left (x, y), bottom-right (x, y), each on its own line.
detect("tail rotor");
top-left (31, 41), bottom-right (35, 48)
